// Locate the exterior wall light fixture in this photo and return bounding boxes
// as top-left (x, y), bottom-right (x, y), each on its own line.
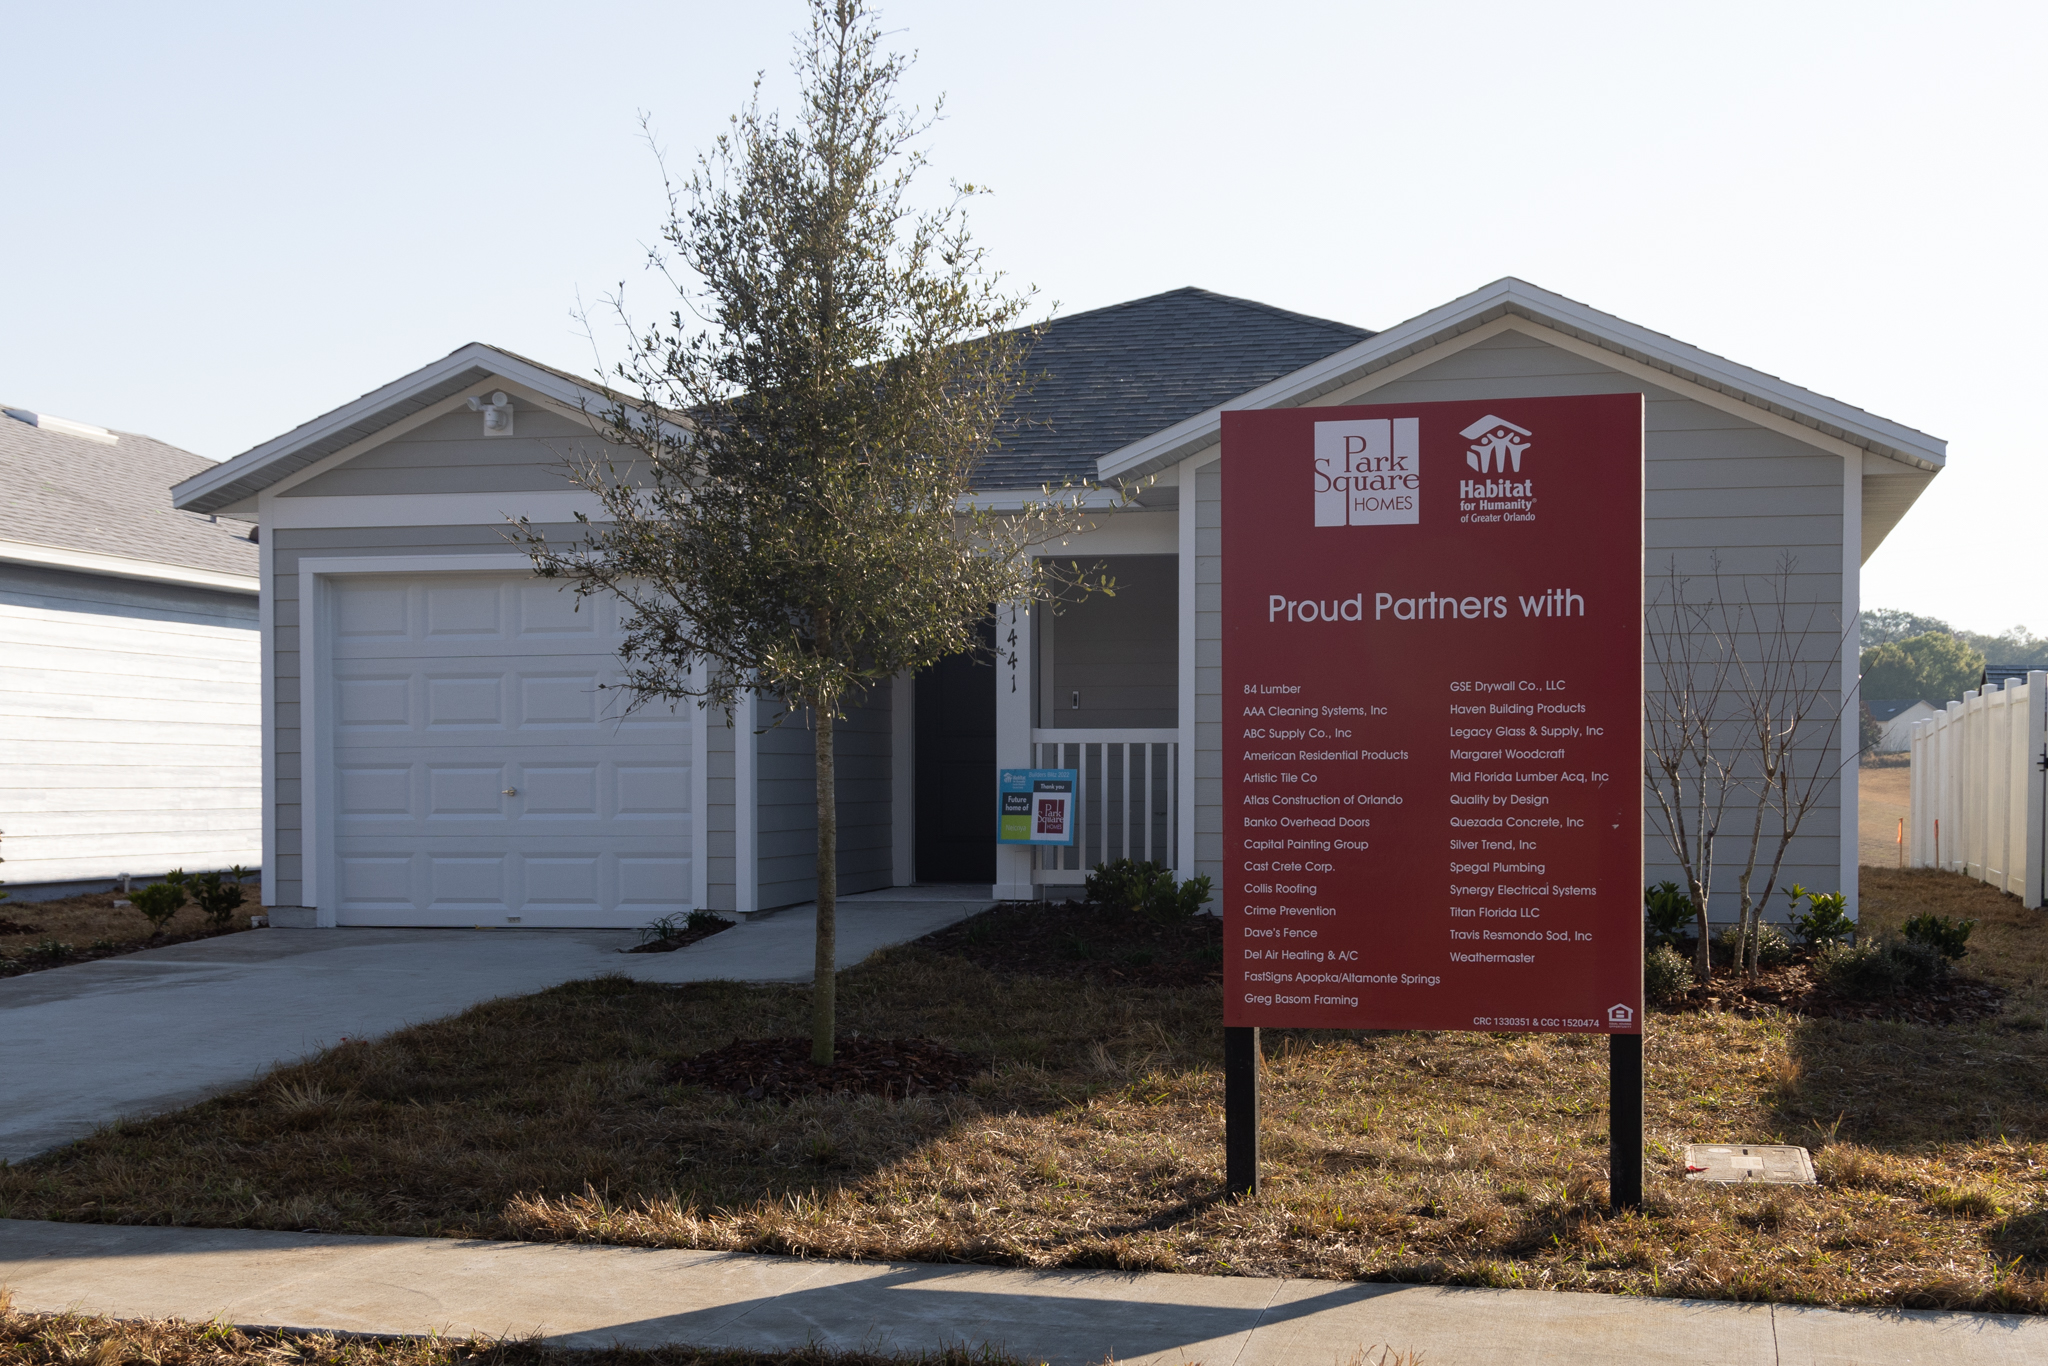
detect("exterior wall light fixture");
top-left (468, 391), bottom-right (515, 436)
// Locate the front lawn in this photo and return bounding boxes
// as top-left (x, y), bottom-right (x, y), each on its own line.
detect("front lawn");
top-left (3, 869), bottom-right (2044, 1312)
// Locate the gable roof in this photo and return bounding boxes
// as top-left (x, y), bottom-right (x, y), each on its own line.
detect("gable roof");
top-left (981, 288), bottom-right (1371, 488)
top-left (1, 407), bottom-right (256, 590)
top-left (1096, 277), bottom-right (1950, 485)
top-left (171, 343), bottom-right (621, 517)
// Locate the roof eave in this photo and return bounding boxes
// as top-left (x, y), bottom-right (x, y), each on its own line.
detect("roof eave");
top-left (1094, 279), bottom-right (1949, 483)
top-left (170, 344), bottom-right (637, 516)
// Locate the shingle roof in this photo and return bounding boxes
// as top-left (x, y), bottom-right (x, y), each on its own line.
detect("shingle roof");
top-left (1864, 698), bottom-right (1933, 723)
top-left (0, 409), bottom-right (255, 577)
top-left (982, 288), bottom-right (1372, 488)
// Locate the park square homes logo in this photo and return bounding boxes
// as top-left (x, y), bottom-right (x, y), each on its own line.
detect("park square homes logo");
top-left (1314, 417), bottom-right (1420, 526)
top-left (1458, 414), bottom-right (1537, 524)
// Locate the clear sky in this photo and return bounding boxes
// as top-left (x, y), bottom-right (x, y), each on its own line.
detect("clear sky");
top-left (3, 2), bottom-right (2040, 633)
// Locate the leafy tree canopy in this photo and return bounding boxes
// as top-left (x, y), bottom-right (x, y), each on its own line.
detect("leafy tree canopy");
top-left (1858, 631), bottom-right (1984, 705)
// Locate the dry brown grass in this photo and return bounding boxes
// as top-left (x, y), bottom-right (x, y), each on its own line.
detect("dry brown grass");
top-left (0, 1291), bottom-right (1026, 1366)
top-left (0, 889), bottom-right (251, 977)
top-left (4, 871), bottom-right (2046, 1314)
top-left (1859, 764), bottom-right (1913, 868)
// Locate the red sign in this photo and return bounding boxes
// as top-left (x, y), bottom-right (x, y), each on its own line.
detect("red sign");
top-left (1221, 395), bottom-right (1644, 1034)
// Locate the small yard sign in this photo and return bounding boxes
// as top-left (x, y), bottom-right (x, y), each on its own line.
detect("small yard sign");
top-left (998, 769), bottom-right (1077, 845)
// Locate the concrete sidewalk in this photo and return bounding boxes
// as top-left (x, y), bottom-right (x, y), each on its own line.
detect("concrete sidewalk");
top-left (3, 1220), bottom-right (2041, 1365)
top-left (0, 889), bottom-right (985, 1162)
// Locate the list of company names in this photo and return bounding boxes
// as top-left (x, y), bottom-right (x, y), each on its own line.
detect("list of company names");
top-left (1221, 395), bottom-right (1644, 1035)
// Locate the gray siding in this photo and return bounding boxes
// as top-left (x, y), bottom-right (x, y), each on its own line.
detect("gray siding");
top-left (755, 684), bottom-right (895, 909)
top-left (1193, 328), bottom-right (1848, 919)
top-left (706, 707), bottom-right (736, 912)
top-left (282, 406), bottom-right (622, 497)
top-left (1042, 555), bottom-right (1177, 729)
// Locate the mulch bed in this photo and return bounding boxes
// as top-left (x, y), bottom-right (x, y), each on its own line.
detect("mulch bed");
top-left (623, 916), bottom-right (735, 954)
top-left (1665, 956), bottom-right (2008, 1026)
top-left (666, 1035), bottom-right (978, 1102)
top-left (0, 924), bottom-right (248, 978)
top-left (915, 899), bottom-right (1224, 988)
top-left (0, 917), bottom-right (48, 936)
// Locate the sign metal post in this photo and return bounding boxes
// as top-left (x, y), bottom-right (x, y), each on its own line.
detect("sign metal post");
top-left (1220, 396), bottom-right (1646, 1214)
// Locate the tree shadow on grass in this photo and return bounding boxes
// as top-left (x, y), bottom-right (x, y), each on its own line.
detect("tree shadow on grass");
top-left (1772, 1011), bottom-right (2048, 1151)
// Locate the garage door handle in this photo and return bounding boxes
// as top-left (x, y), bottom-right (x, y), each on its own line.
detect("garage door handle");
top-left (502, 788), bottom-right (517, 796)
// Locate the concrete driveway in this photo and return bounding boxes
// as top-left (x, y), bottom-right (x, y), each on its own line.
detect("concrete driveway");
top-left (0, 888), bottom-right (986, 1163)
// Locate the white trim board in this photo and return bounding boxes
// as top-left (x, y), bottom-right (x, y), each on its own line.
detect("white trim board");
top-left (263, 491), bottom-right (610, 530)
top-left (0, 538), bottom-right (257, 594)
top-left (1095, 278), bottom-right (1947, 483)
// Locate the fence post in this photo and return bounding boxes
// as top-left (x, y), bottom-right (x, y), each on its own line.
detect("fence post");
top-left (2029, 673), bottom-right (2048, 910)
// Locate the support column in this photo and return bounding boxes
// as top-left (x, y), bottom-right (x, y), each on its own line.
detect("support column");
top-left (1610, 1032), bottom-right (1644, 1211)
top-left (734, 687), bottom-right (758, 915)
top-left (891, 670), bottom-right (915, 887)
top-left (1841, 452), bottom-right (1862, 919)
top-left (690, 661), bottom-right (710, 912)
top-left (1224, 1026), bottom-right (1260, 1197)
top-left (1177, 459), bottom-right (1198, 883)
top-left (993, 597), bottom-right (1035, 900)
top-left (2027, 672), bottom-right (2046, 909)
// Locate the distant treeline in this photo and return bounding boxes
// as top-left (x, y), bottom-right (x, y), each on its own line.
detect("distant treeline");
top-left (1858, 609), bottom-right (2048, 707)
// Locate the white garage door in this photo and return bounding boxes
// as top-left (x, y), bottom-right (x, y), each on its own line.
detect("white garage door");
top-left (324, 572), bottom-right (690, 927)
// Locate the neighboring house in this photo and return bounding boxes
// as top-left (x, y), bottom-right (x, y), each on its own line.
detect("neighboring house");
top-left (170, 278), bottom-right (1943, 928)
top-left (1, 406), bottom-right (261, 899)
top-left (1865, 698), bottom-right (1937, 753)
top-left (1982, 665), bottom-right (2037, 691)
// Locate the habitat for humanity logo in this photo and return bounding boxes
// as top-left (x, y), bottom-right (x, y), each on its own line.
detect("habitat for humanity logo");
top-left (1457, 414), bottom-right (1537, 525)
top-left (1314, 418), bottom-right (1419, 526)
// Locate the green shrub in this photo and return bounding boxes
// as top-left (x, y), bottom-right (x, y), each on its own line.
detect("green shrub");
top-left (130, 881), bottom-right (187, 936)
top-left (1786, 884), bottom-right (1856, 949)
top-left (190, 870), bottom-right (246, 930)
top-left (1715, 920), bottom-right (1793, 968)
top-left (686, 908), bottom-right (733, 933)
top-left (1901, 912), bottom-right (1974, 962)
top-left (1644, 881), bottom-right (1694, 949)
top-left (1085, 859), bottom-right (1213, 923)
top-left (1644, 943), bottom-right (1696, 1002)
top-left (1816, 937), bottom-right (1947, 999)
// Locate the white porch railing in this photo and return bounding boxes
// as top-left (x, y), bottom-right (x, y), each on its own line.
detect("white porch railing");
top-left (1029, 728), bottom-right (1179, 885)
top-left (1908, 672), bottom-right (2047, 906)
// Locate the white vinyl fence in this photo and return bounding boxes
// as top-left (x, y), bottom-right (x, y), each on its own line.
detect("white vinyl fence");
top-left (1907, 670), bottom-right (2048, 907)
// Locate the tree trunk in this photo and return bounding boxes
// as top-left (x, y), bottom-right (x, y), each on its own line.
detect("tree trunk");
top-left (812, 704), bottom-right (838, 1066)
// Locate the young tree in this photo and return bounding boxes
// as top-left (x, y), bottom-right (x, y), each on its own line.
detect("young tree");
top-left (1645, 556), bottom-right (1851, 981)
top-left (517, 0), bottom-right (1103, 1064)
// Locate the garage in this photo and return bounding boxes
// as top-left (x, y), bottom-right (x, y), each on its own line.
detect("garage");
top-left (314, 569), bottom-right (691, 927)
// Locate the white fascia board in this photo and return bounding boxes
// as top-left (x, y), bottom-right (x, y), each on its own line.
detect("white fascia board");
top-left (957, 488), bottom-right (1130, 512)
top-left (171, 344), bottom-right (676, 513)
top-left (0, 538), bottom-right (258, 593)
top-left (1095, 278), bottom-right (1949, 483)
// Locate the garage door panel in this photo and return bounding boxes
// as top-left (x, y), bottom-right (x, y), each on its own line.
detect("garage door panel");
top-left (423, 581), bottom-right (505, 637)
top-left (327, 572), bottom-right (690, 927)
top-left (523, 855), bottom-right (603, 907)
top-left (427, 765), bottom-right (509, 817)
top-left (618, 857), bottom-right (689, 907)
top-left (337, 854), bottom-right (416, 908)
top-left (519, 673), bottom-right (603, 727)
top-left (428, 856), bottom-right (507, 910)
top-left (337, 676), bottom-right (411, 730)
top-left (616, 764), bottom-right (689, 817)
top-left (338, 766), bottom-right (412, 817)
top-left (425, 675), bottom-right (505, 729)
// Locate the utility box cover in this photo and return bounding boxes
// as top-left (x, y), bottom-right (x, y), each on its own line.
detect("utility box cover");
top-left (1684, 1144), bottom-right (1816, 1184)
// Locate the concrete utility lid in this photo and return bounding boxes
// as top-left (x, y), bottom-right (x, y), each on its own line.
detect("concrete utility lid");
top-left (1684, 1144), bottom-right (1816, 1184)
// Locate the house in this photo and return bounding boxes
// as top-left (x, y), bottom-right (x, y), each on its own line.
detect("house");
top-left (1865, 698), bottom-right (1937, 753)
top-left (168, 278), bottom-right (1944, 927)
top-left (1, 406), bottom-right (261, 899)
top-left (1982, 665), bottom-right (2038, 691)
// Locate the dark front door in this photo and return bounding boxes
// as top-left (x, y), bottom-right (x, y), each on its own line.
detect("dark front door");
top-left (915, 622), bottom-right (996, 884)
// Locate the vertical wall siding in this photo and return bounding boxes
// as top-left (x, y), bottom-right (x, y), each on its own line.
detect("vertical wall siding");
top-left (1192, 329), bottom-right (1848, 918)
top-left (755, 683), bottom-right (895, 908)
top-left (0, 564), bottom-right (260, 885)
